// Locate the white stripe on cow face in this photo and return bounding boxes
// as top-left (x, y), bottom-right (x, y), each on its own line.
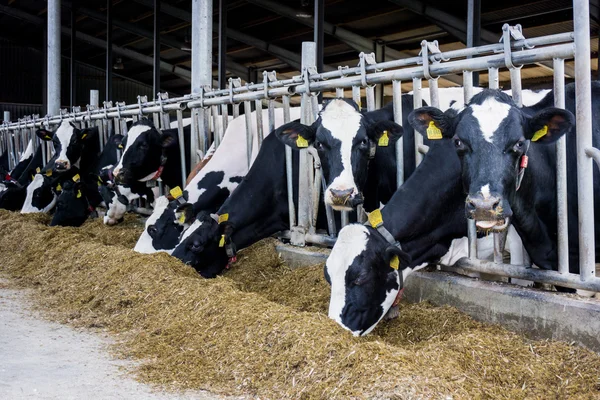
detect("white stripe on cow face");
top-left (179, 219), bottom-right (204, 243)
top-left (326, 224), bottom-right (369, 332)
top-left (19, 139), bottom-right (34, 163)
top-left (480, 184), bottom-right (491, 200)
top-left (113, 124), bottom-right (153, 178)
top-left (321, 100), bottom-right (363, 208)
top-left (470, 97), bottom-right (511, 144)
top-left (54, 121), bottom-right (76, 167)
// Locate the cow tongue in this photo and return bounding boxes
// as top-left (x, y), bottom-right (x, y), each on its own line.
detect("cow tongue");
top-left (476, 220), bottom-right (497, 230)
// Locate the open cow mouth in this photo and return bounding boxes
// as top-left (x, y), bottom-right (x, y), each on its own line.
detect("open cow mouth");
top-left (474, 217), bottom-right (510, 232)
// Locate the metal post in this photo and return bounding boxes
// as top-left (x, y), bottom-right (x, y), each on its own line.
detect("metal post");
top-left (211, 105), bottom-right (220, 147)
top-left (510, 68), bottom-right (523, 107)
top-left (428, 79), bottom-right (440, 108)
top-left (283, 95), bottom-right (296, 230)
top-left (243, 101), bottom-right (253, 167)
top-left (106, 0), bottom-right (113, 102)
top-left (366, 86), bottom-right (376, 111)
top-left (412, 78), bottom-right (423, 166)
top-left (70, 3), bottom-right (76, 108)
top-left (176, 109), bottom-right (187, 186)
top-left (574, 0), bottom-right (595, 281)
top-left (392, 80), bottom-right (404, 187)
top-left (153, 0), bottom-right (161, 96)
top-left (221, 104), bottom-right (229, 134)
top-left (192, 0), bottom-right (213, 94)
top-left (336, 87), bottom-right (344, 98)
top-left (190, 108), bottom-right (200, 165)
top-left (3, 112), bottom-right (12, 169)
top-left (468, 220), bottom-right (477, 259)
top-left (352, 86), bottom-right (361, 109)
top-left (218, 0), bottom-right (227, 89)
top-left (374, 41), bottom-right (385, 109)
top-left (488, 67), bottom-right (499, 89)
top-left (314, 0), bottom-right (324, 103)
top-left (255, 99), bottom-right (264, 147)
top-left (463, 71), bottom-right (474, 103)
top-left (467, 0), bottom-right (481, 87)
top-left (554, 58), bottom-right (569, 275)
top-left (47, 0), bottom-right (61, 116)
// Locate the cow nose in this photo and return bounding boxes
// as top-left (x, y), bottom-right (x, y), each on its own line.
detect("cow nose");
top-left (466, 194), bottom-right (502, 214)
top-left (330, 188), bottom-right (354, 201)
top-left (55, 160), bottom-right (69, 171)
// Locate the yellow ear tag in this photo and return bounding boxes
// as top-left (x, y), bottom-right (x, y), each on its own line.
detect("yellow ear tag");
top-left (56, 183), bottom-right (62, 191)
top-left (170, 186), bottom-right (183, 199)
top-left (296, 135), bottom-right (309, 148)
top-left (378, 131), bottom-right (389, 147)
top-left (81, 133), bottom-right (87, 139)
top-left (35, 167), bottom-right (41, 173)
top-left (31, 174), bottom-right (34, 180)
top-left (118, 144), bottom-right (123, 149)
top-left (72, 174), bottom-right (80, 182)
top-left (426, 121), bottom-right (443, 140)
top-left (531, 125), bottom-right (548, 142)
top-left (390, 255), bottom-right (399, 270)
top-left (218, 213), bottom-right (229, 224)
top-left (219, 234), bottom-right (225, 247)
top-left (178, 213), bottom-right (186, 224)
top-left (368, 209), bottom-right (384, 228)
top-left (44, 135), bottom-right (52, 140)
top-left (46, 170), bottom-right (52, 177)
top-left (76, 190), bottom-right (82, 199)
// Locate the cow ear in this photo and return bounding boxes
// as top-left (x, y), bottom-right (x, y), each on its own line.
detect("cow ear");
top-left (78, 126), bottom-right (98, 141)
top-left (160, 128), bottom-right (179, 149)
top-left (36, 129), bottom-right (54, 141)
top-left (408, 107), bottom-right (453, 140)
top-left (109, 134), bottom-right (124, 148)
top-left (175, 203), bottom-right (195, 226)
top-left (384, 246), bottom-right (411, 271)
top-left (273, 119), bottom-right (317, 149)
top-left (525, 108), bottom-right (574, 144)
top-left (367, 120), bottom-right (404, 146)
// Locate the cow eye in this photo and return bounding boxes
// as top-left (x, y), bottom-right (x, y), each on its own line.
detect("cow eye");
top-left (313, 141), bottom-right (322, 150)
top-left (360, 138), bottom-right (369, 147)
top-left (513, 140), bottom-right (525, 152)
top-left (454, 138), bottom-right (463, 148)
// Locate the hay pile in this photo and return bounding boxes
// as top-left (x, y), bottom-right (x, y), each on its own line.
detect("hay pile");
top-left (0, 209), bottom-right (599, 399)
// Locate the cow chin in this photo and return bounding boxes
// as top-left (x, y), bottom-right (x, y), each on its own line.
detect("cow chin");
top-left (326, 193), bottom-right (364, 211)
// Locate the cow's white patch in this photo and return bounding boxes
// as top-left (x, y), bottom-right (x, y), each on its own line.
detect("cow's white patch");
top-left (18, 139), bottom-right (34, 163)
top-left (0, 183), bottom-right (6, 194)
top-left (179, 219), bottom-right (203, 243)
top-left (321, 100), bottom-right (362, 208)
top-left (21, 174), bottom-right (56, 213)
top-left (103, 185), bottom-right (143, 225)
top-left (480, 184), bottom-right (491, 200)
top-left (54, 121), bottom-right (76, 167)
top-left (470, 97), bottom-right (511, 144)
top-left (326, 224), bottom-right (369, 332)
top-left (112, 124), bottom-right (152, 178)
top-left (359, 270), bottom-right (400, 337)
top-left (134, 196), bottom-right (173, 254)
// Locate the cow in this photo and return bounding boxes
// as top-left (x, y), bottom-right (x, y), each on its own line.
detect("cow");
top-left (0, 142), bottom-right (44, 211)
top-left (409, 83), bottom-right (596, 277)
top-left (133, 107), bottom-right (301, 254)
top-left (50, 175), bottom-right (93, 227)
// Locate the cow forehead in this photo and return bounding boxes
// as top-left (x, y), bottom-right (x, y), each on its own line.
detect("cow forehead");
top-left (467, 97), bottom-right (513, 144)
top-left (320, 100), bottom-right (364, 142)
top-left (124, 124), bottom-right (153, 150)
top-left (55, 121), bottom-right (76, 145)
top-left (145, 196), bottom-right (170, 226)
top-left (179, 219), bottom-right (204, 242)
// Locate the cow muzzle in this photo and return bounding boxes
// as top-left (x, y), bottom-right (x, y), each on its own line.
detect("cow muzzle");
top-left (327, 188), bottom-right (363, 211)
top-left (466, 193), bottom-right (510, 231)
top-left (55, 160), bottom-right (70, 171)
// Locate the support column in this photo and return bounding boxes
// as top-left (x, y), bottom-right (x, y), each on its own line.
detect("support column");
top-left (218, 0), bottom-right (227, 89)
top-left (153, 0), bottom-right (161, 96)
top-left (47, 0), bottom-right (61, 115)
top-left (192, 0), bottom-right (213, 94)
top-left (106, 0), bottom-right (113, 102)
top-left (70, 1), bottom-right (76, 108)
top-left (467, 0), bottom-right (481, 87)
top-left (314, 0), bottom-right (324, 103)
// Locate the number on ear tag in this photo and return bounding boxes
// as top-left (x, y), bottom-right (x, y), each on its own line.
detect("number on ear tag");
top-left (426, 121), bottom-right (442, 140)
top-left (368, 209), bottom-right (384, 228)
top-left (390, 255), bottom-right (399, 270)
top-left (219, 234), bottom-right (226, 247)
top-left (170, 186), bottom-right (183, 199)
top-left (296, 135), bottom-right (309, 148)
top-left (72, 174), bottom-right (80, 182)
top-left (378, 131), bottom-right (389, 147)
top-left (218, 213), bottom-right (229, 224)
top-left (531, 125), bottom-right (548, 142)
top-left (76, 190), bottom-right (82, 199)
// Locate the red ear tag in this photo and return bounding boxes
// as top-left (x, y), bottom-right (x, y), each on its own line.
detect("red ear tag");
top-left (520, 155), bottom-right (529, 169)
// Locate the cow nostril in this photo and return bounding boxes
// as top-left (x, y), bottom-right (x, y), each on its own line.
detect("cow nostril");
top-left (492, 200), bottom-right (500, 210)
top-left (466, 198), bottom-right (477, 212)
top-left (330, 188), bottom-right (354, 199)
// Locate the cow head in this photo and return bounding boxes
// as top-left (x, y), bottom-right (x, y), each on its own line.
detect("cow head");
top-left (275, 99), bottom-right (403, 211)
top-left (325, 224), bottom-right (411, 336)
top-left (50, 179), bottom-right (90, 227)
top-left (409, 90), bottom-right (573, 231)
top-left (134, 196), bottom-right (183, 254)
top-left (21, 173), bottom-right (59, 214)
top-left (171, 212), bottom-right (228, 278)
top-left (36, 121), bottom-right (98, 172)
top-left (112, 119), bottom-right (178, 185)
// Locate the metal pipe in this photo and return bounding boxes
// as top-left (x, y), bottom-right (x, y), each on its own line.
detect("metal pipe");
top-left (47, 0), bottom-right (61, 116)
top-left (352, 86), bottom-right (361, 109)
top-left (267, 100), bottom-right (275, 134)
top-left (413, 78), bottom-right (423, 166)
top-left (463, 71), bottom-right (474, 103)
top-left (336, 87), bottom-right (344, 98)
top-left (392, 80), bottom-right (404, 187)
top-left (190, 108), bottom-right (199, 166)
top-left (218, 0), bottom-right (227, 89)
top-left (191, 0), bottom-right (212, 94)
top-left (452, 258), bottom-right (600, 292)
top-left (283, 95), bottom-right (296, 229)
top-left (314, 0), bottom-right (324, 103)
top-left (428, 79), bottom-right (440, 108)
top-left (221, 104), bottom-right (229, 134)
top-left (106, 0), bottom-right (112, 102)
top-left (278, 230), bottom-right (338, 247)
top-left (366, 85), bottom-right (376, 111)
top-left (243, 101), bottom-right (253, 167)
top-left (554, 58), bottom-right (569, 275)
top-left (574, 0), bottom-right (596, 281)
top-left (211, 105), bottom-right (220, 148)
top-left (488, 67), bottom-right (499, 89)
top-left (510, 68), bottom-right (523, 107)
top-left (467, 0), bottom-right (481, 86)
top-left (176, 109), bottom-right (187, 186)
top-left (308, 147), bottom-right (322, 230)
top-left (255, 99), bottom-right (264, 147)
top-left (321, 177), bottom-right (337, 238)
top-left (69, 4), bottom-right (76, 108)
top-left (468, 220), bottom-right (477, 259)
top-left (153, 0), bottom-right (161, 96)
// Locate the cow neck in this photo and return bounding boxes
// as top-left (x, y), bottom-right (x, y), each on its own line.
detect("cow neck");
top-left (514, 140), bottom-right (531, 191)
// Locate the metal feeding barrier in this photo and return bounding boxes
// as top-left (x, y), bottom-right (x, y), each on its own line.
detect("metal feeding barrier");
top-left (0, 0), bottom-right (597, 293)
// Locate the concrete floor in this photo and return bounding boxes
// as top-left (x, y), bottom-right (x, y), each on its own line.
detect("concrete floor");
top-left (0, 285), bottom-right (239, 400)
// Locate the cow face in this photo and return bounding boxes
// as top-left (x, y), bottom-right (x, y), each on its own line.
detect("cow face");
top-left (50, 180), bottom-right (89, 227)
top-left (100, 185), bottom-right (127, 226)
top-left (325, 224), bottom-right (411, 336)
top-left (134, 196), bottom-right (183, 254)
top-left (112, 119), bottom-right (178, 185)
top-left (36, 121), bottom-right (98, 172)
top-left (21, 173), bottom-right (58, 214)
top-left (409, 90), bottom-right (573, 231)
top-left (275, 99), bottom-right (403, 211)
top-left (171, 212), bottom-right (228, 278)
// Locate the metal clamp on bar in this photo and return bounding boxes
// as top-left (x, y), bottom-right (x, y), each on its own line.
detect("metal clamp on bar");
top-left (500, 24), bottom-right (531, 70)
top-left (44, 114), bottom-right (51, 129)
top-left (59, 108), bottom-right (68, 121)
top-left (115, 101), bottom-right (123, 120)
top-left (103, 101), bottom-right (113, 120)
top-left (228, 77), bottom-right (242, 104)
top-left (337, 65), bottom-right (350, 78)
top-left (137, 95), bottom-right (148, 118)
top-left (358, 52), bottom-right (377, 87)
top-left (263, 70), bottom-right (277, 99)
top-left (71, 106), bottom-right (81, 122)
top-left (420, 40), bottom-right (443, 81)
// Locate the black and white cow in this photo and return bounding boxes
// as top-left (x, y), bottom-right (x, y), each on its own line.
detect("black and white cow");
top-left (0, 141), bottom-right (44, 211)
top-left (50, 176), bottom-right (93, 227)
top-left (410, 83), bottom-right (597, 275)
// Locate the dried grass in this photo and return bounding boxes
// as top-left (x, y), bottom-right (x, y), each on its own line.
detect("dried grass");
top-left (0, 209), bottom-right (599, 399)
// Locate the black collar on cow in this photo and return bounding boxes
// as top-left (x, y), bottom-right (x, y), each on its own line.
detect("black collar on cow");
top-left (515, 140), bottom-right (531, 191)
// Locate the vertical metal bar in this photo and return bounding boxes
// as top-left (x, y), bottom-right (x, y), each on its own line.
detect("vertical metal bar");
top-left (218, 0), bottom-right (227, 89)
top-left (176, 109), bottom-right (187, 187)
top-left (211, 105), bottom-right (221, 148)
top-left (428, 79), bottom-right (440, 108)
top-left (47, 0), bottom-right (61, 116)
top-left (70, 3), bottom-right (76, 108)
top-left (191, 0), bottom-right (213, 94)
top-left (574, 0), bottom-right (595, 281)
top-left (510, 68), bottom-right (523, 107)
top-left (336, 87), bottom-right (344, 98)
top-left (221, 104), bottom-right (229, 134)
top-left (366, 85), bottom-right (376, 111)
top-left (283, 95), bottom-right (296, 229)
top-left (374, 41), bottom-right (385, 109)
top-left (255, 99), bottom-right (264, 147)
top-left (468, 220), bottom-right (477, 259)
top-left (392, 80), bottom-right (404, 187)
top-left (267, 100), bottom-right (275, 134)
top-left (106, 0), bottom-right (113, 102)
top-left (554, 58), bottom-right (569, 275)
top-left (488, 67), bottom-right (499, 89)
top-left (493, 231), bottom-right (507, 264)
top-left (199, 108), bottom-right (209, 157)
top-left (463, 71), bottom-right (474, 103)
top-left (153, 0), bottom-right (161, 96)
top-left (233, 103), bottom-right (240, 119)
top-left (352, 86), bottom-right (361, 109)
top-left (243, 101), bottom-right (253, 167)
top-left (467, 0), bottom-right (481, 87)
top-left (190, 108), bottom-right (199, 165)
top-left (152, 113), bottom-right (160, 130)
top-left (314, 0), bottom-right (324, 104)
top-left (412, 77), bottom-right (423, 166)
